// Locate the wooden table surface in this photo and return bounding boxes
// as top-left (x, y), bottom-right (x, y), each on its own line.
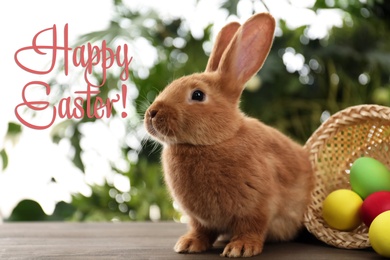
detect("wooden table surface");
top-left (0, 222), bottom-right (381, 259)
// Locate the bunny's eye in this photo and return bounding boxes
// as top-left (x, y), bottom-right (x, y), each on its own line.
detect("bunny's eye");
top-left (191, 90), bottom-right (205, 102)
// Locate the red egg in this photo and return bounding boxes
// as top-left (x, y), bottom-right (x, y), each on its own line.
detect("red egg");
top-left (361, 191), bottom-right (390, 227)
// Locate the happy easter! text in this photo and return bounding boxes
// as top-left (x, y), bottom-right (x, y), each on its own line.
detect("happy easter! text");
top-left (14, 24), bottom-right (133, 129)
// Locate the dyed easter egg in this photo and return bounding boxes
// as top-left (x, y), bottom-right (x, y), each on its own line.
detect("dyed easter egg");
top-left (369, 210), bottom-right (390, 258)
top-left (322, 189), bottom-right (363, 231)
top-left (350, 157), bottom-right (390, 199)
top-left (361, 191), bottom-right (390, 227)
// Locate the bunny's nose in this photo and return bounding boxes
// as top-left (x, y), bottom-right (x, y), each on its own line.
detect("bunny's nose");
top-left (149, 110), bottom-right (158, 118)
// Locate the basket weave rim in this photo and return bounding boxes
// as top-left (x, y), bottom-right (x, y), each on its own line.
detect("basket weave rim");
top-left (305, 104), bottom-right (390, 151)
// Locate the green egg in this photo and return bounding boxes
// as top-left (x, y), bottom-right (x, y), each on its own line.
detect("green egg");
top-left (350, 157), bottom-right (390, 199)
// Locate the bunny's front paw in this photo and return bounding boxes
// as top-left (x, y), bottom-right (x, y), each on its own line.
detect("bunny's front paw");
top-left (174, 235), bottom-right (211, 254)
top-left (221, 239), bottom-right (263, 258)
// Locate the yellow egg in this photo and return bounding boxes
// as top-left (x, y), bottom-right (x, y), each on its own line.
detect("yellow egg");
top-left (369, 211), bottom-right (390, 258)
top-left (322, 189), bottom-right (363, 231)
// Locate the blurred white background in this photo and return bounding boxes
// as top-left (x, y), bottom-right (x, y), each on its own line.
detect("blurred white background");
top-left (0, 0), bottom-right (113, 218)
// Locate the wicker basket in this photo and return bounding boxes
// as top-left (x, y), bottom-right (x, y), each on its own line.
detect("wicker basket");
top-left (304, 104), bottom-right (390, 249)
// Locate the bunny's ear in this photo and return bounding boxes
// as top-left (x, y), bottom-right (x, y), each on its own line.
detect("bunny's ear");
top-left (205, 22), bottom-right (241, 72)
top-left (218, 13), bottom-right (275, 98)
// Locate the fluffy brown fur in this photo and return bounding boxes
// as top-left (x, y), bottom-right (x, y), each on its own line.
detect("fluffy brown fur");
top-left (144, 13), bottom-right (314, 258)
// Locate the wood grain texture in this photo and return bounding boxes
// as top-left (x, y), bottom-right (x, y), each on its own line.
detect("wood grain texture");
top-left (0, 222), bottom-right (381, 259)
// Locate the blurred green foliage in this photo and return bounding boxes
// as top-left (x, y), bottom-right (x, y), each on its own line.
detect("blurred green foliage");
top-left (4, 0), bottom-right (390, 221)
top-left (8, 200), bottom-right (75, 221)
top-left (1, 122), bottom-right (22, 170)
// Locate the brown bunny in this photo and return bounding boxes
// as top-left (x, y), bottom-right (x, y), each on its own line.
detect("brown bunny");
top-left (144, 13), bottom-right (314, 258)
